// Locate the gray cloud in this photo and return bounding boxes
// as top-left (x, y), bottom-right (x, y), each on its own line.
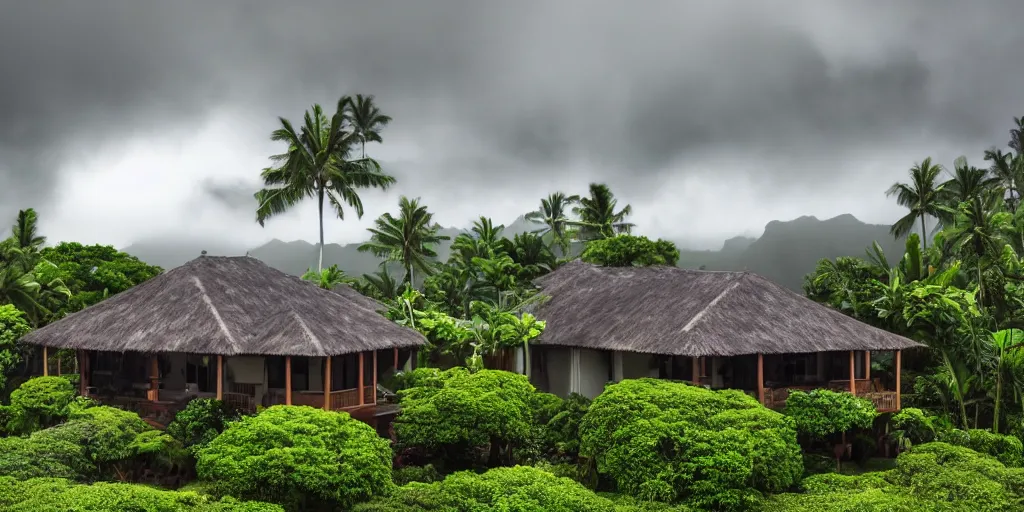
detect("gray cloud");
top-left (2, 0), bottom-right (1024, 245)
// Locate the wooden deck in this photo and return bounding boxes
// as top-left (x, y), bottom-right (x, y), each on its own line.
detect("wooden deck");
top-left (761, 386), bottom-right (899, 413)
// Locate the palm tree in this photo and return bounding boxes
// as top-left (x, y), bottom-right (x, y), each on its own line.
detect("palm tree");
top-left (347, 94), bottom-right (392, 159)
top-left (887, 157), bottom-right (948, 252)
top-left (255, 97), bottom-right (396, 272)
top-left (990, 328), bottom-right (1024, 433)
top-left (942, 189), bottom-right (1009, 307)
top-left (571, 183), bottom-right (634, 241)
top-left (358, 196), bottom-right (450, 285)
top-left (942, 156), bottom-right (1000, 213)
top-left (301, 264), bottom-right (351, 290)
top-left (356, 266), bottom-right (404, 302)
top-left (984, 148), bottom-right (1021, 212)
top-left (525, 192), bottom-right (579, 256)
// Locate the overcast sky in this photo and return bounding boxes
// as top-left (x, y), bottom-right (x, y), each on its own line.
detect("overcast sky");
top-left (1, 1), bottom-right (1022, 250)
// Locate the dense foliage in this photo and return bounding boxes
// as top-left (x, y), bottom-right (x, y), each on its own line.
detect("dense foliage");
top-left (0, 477), bottom-right (282, 511)
top-left (166, 398), bottom-right (235, 455)
top-left (784, 390), bottom-right (877, 440)
top-left (581, 234), bottom-right (680, 267)
top-left (196, 405), bottom-right (393, 511)
top-left (579, 379), bottom-right (803, 509)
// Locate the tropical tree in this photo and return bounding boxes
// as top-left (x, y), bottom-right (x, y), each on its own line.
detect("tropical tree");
top-left (347, 94), bottom-right (392, 159)
top-left (887, 157), bottom-right (949, 251)
top-left (989, 328), bottom-right (1024, 433)
top-left (301, 264), bottom-right (351, 290)
top-left (983, 148), bottom-right (1019, 213)
top-left (255, 97), bottom-right (396, 272)
top-left (358, 196), bottom-right (450, 285)
top-left (525, 192), bottom-right (579, 255)
top-left (355, 266), bottom-right (404, 302)
top-left (942, 156), bottom-right (1000, 211)
top-left (571, 183), bottom-right (634, 241)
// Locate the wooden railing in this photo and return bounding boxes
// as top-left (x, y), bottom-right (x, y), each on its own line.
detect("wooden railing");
top-left (328, 387), bottom-right (376, 410)
top-left (223, 392), bottom-right (256, 413)
top-left (762, 387), bottom-right (899, 412)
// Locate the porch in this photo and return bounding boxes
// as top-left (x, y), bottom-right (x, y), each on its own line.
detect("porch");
top-left (47, 345), bottom-right (416, 426)
top-left (530, 346), bottom-right (903, 413)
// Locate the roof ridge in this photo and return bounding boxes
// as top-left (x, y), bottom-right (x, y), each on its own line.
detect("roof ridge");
top-left (680, 279), bottom-right (742, 333)
top-left (190, 275), bottom-right (242, 353)
top-left (290, 310), bottom-right (326, 356)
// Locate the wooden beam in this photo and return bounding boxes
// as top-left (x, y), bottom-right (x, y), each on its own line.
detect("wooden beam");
top-left (864, 351), bottom-right (871, 380)
top-left (324, 356), bottom-right (332, 411)
top-left (148, 354), bottom-right (160, 402)
top-left (757, 353), bottom-right (764, 405)
top-left (394, 347), bottom-right (399, 369)
top-left (285, 356), bottom-right (292, 406)
top-left (77, 350), bottom-right (86, 396)
top-left (216, 355), bottom-right (223, 401)
top-left (372, 350), bottom-right (378, 405)
top-left (42, 346), bottom-right (48, 376)
top-left (895, 350), bottom-right (902, 410)
top-left (691, 357), bottom-right (699, 385)
top-left (358, 352), bottom-right (365, 406)
top-left (849, 350), bottom-right (856, 395)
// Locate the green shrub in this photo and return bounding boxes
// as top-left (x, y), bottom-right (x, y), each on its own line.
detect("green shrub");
top-left (394, 368), bottom-right (536, 469)
top-left (890, 442), bottom-right (1024, 509)
top-left (0, 305), bottom-right (30, 393)
top-left (353, 465), bottom-right (620, 512)
top-left (393, 464), bottom-right (442, 485)
top-left (579, 378), bottom-right (802, 510)
top-left (0, 434), bottom-right (91, 480)
top-left (935, 428), bottom-right (1024, 467)
top-left (784, 389), bottom-right (876, 441)
top-left (0, 476), bottom-right (283, 511)
top-left (166, 398), bottom-right (235, 455)
top-left (890, 407), bottom-right (939, 451)
top-left (580, 235), bottom-right (680, 267)
top-left (32, 405), bottom-right (188, 482)
top-left (8, 376), bottom-right (76, 433)
top-left (196, 405), bottom-right (393, 511)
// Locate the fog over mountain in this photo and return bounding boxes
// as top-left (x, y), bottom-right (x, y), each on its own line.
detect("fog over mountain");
top-left (123, 213), bottom-right (902, 291)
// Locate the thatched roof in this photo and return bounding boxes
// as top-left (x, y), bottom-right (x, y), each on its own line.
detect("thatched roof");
top-left (20, 256), bottom-right (425, 357)
top-left (532, 261), bottom-right (924, 357)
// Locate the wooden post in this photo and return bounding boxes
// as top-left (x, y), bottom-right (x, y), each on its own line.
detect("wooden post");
top-left (358, 352), bottom-right (365, 406)
top-left (691, 356), bottom-right (699, 385)
top-left (77, 350), bottom-right (87, 396)
top-left (756, 353), bottom-right (764, 405)
top-left (864, 351), bottom-right (871, 380)
top-left (372, 350), bottom-right (378, 405)
top-left (324, 356), bottom-right (332, 411)
top-left (42, 346), bottom-right (48, 376)
top-left (849, 351), bottom-right (856, 395)
top-left (148, 354), bottom-right (160, 402)
top-left (394, 347), bottom-right (399, 369)
top-left (216, 355), bottom-right (223, 401)
top-left (895, 350), bottom-right (902, 410)
top-left (285, 356), bottom-right (292, 406)
top-left (57, 357), bottom-right (61, 376)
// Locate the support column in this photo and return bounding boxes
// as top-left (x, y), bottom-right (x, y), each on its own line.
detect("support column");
top-left (77, 350), bottom-right (87, 396)
top-left (42, 346), bottom-right (48, 376)
top-left (849, 350), bottom-right (856, 395)
top-left (216, 355), bottom-right (223, 401)
top-left (691, 356), bottom-right (700, 385)
top-left (324, 355), bottom-right (332, 411)
top-left (148, 354), bottom-right (160, 402)
top-left (895, 350), bottom-right (902, 410)
top-left (285, 356), bottom-right (292, 406)
top-left (393, 347), bottom-right (399, 369)
top-left (358, 352), bottom-right (365, 406)
top-left (372, 350), bottom-right (378, 405)
top-left (757, 353), bottom-right (765, 405)
top-left (865, 351), bottom-right (871, 380)
top-left (612, 351), bottom-right (624, 382)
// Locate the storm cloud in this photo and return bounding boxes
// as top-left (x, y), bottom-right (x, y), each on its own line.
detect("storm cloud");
top-left (1, 0), bottom-right (1022, 249)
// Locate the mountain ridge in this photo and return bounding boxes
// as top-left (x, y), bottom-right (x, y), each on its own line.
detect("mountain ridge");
top-left (121, 213), bottom-right (904, 291)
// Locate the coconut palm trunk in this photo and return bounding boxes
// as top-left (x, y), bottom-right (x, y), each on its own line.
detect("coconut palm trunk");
top-left (317, 188), bottom-right (325, 272)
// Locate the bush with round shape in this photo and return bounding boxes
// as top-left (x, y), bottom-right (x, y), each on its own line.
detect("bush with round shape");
top-left (889, 407), bottom-right (939, 449)
top-left (580, 235), bottom-right (680, 267)
top-left (394, 368), bottom-right (536, 469)
top-left (167, 398), bottom-right (235, 455)
top-left (935, 428), bottom-right (1024, 467)
top-left (8, 375), bottom-right (75, 433)
top-left (196, 405), bottom-right (393, 511)
top-left (579, 378), bottom-right (802, 510)
top-left (783, 389), bottom-right (876, 442)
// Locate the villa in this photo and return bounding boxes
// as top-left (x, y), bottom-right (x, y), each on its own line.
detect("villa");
top-left (528, 261), bottom-right (924, 412)
top-left (19, 255), bottom-right (426, 429)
